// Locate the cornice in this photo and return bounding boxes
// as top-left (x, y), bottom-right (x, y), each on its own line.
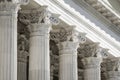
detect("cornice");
top-left (73, 0), bottom-right (120, 40)
top-left (33, 0), bottom-right (120, 57)
top-left (84, 0), bottom-right (120, 33)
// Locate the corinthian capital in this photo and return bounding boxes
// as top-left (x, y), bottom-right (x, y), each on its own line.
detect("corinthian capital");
top-left (19, 6), bottom-right (60, 25)
top-left (19, 6), bottom-right (49, 24)
top-left (103, 58), bottom-right (120, 71)
top-left (50, 25), bottom-right (86, 43)
top-left (78, 43), bottom-right (100, 58)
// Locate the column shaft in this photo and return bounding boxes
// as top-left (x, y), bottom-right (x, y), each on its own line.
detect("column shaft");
top-left (59, 41), bottom-right (78, 80)
top-left (17, 51), bottom-right (28, 80)
top-left (18, 61), bottom-right (27, 80)
top-left (29, 23), bottom-right (51, 80)
top-left (0, 3), bottom-right (19, 80)
top-left (59, 54), bottom-right (77, 80)
top-left (82, 57), bottom-right (102, 80)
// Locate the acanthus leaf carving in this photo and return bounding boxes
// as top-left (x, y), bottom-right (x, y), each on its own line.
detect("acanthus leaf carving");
top-left (103, 58), bottom-right (120, 71)
top-left (19, 6), bottom-right (60, 26)
top-left (50, 26), bottom-right (74, 42)
top-left (50, 26), bottom-right (86, 43)
top-left (78, 43), bottom-right (100, 58)
top-left (19, 6), bottom-right (50, 25)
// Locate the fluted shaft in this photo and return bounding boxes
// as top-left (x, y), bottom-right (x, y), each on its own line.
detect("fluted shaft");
top-left (82, 57), bottom-right (102, 80)
top-left (0, 2), bottom-right (20, 80)
top-left (18, 51), bottom-right (28, 80)
top-left (58, 41), bottom-right (79, 80)
top-left (29, 23), bottom-right (51, 80)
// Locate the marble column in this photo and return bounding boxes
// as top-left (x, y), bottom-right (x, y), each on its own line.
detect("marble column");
top-left (19, 6), bottom-right (60, 80)
top-left (52, 26), bottom-right (86, 80)
top-left (0, 2), bottom-right (20, 80)
top-left (29, 23), bottom-right (51, 80)
top-left (82, 57), bottom-right (102, 80)
top-left (78, 43), bottom-right (109, 80)
top-left (58, 41), bottom-right (79, 80)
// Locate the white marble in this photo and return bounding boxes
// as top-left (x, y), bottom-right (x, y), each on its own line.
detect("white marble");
top-left (82, 57), bottom-right (102, 80)
top-left (29, 23), bottom-right (51, 80)
top-left (58, 41), bottom-right (79, 80)
top-left (0, 2), bottom-right (20, 80)
top-left (56, 27), bottom-right (86, 80)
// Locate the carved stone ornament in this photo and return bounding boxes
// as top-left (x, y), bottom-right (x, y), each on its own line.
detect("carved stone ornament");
top-left (50, 26), bottom-right (86, 43)
top-left (78, 43), bottom-right (100, 58)
top-left (19, 6), bottom-right (50, 24)
top-left (96, 48), bottom-right (109, 58)
top-left (103, 58), bottom-right (120, 71)
top-left (49, 14), bottom-right (60, 25)
top-left (19, 6), bottom-right (60, 25)
top-left (50, 27), bottom-right (73, 42)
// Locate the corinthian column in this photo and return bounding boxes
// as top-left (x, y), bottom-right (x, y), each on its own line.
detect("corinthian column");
top-left (78, 43), bottom-right (109, 80)
top-left (51, 26), bottom-right (86, 80)
top-left (0, 1), bottom-right (28, 80)
top-left (19, 6), bottom-right (60, 80)
top-left (29, 22), bottom-right (51, 80)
